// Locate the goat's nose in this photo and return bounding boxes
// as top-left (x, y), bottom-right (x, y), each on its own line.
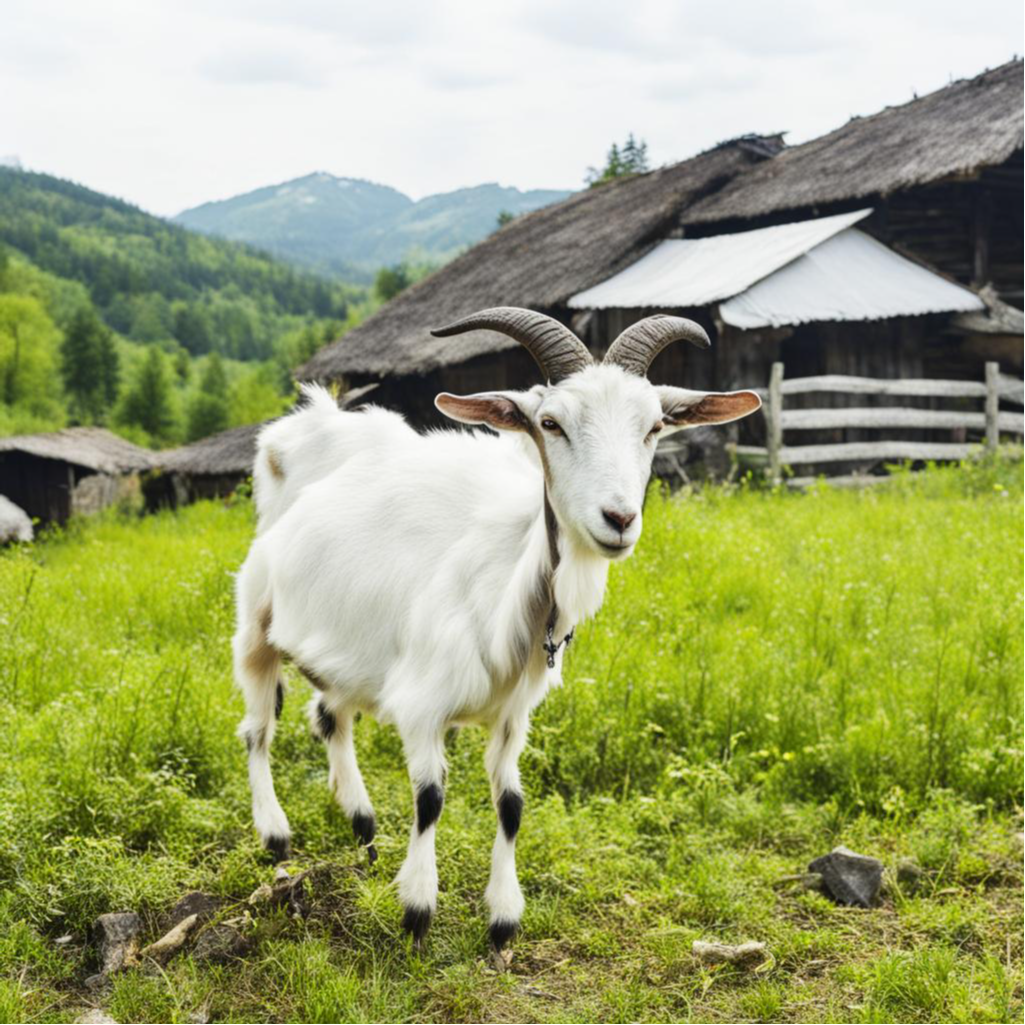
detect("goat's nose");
top-left (602, 508), bottom-right (636, 533)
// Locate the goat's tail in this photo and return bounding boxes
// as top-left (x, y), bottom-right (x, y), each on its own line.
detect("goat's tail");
top-left (252, 384), bottom-right (344, 531)
top-left (296, 381), bottom-right (342, 415)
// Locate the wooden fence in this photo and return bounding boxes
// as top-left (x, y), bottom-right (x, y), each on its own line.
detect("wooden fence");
top-left (737, 361), bottom-right (1024, 487)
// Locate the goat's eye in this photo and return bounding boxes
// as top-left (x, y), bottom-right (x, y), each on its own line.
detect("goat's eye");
top-left (647, 421), bottom-right (664, 441)
top-left (540, 418), bottom-right (563, 434)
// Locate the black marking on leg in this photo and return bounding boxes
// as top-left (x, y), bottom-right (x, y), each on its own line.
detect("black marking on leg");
top-left (402, 905), bottom-right (432, 943)
top-left (265, 834), bottom-right (291, 863)
top-left (274, 680), bottom-right (284, 719)
top-left (351, 811), bottom-right (376, 847)
top-left (415, 782), bottom-right (444, 834)
top-left (316, 701), bottom-right (336, 741)
top-left (244, 726), bottom-right (266, 754)
top-left (489, 918), bottom-right (519, 950)
top-left (498, 790), bottom-right (523, 842)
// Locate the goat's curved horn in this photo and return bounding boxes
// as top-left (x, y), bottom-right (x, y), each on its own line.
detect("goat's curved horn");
top-left (431, 307), bottom-right (593, 383)
top-left (603, 315), bottom-right (711, 376)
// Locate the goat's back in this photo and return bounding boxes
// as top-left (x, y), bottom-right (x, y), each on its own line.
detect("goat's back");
top-left (253, 384), bottom-right (413, 533)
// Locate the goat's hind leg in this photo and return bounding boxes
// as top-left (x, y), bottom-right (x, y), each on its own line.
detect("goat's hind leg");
top-left (308, 691), bottom-right (377, 863)
top-left (234, 577), bottom-right (291, 860)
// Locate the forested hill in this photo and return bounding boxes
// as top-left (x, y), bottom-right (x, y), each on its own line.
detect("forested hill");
top-left (0, 167), bottom-right (356, 361)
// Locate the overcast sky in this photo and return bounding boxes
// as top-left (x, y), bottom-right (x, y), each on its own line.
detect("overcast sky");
top-left (2, 0), bottom-right (1021, 217)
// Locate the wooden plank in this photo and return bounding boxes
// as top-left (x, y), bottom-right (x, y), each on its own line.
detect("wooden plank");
top-left (767, 362), bottom-right (783, 485)
top-left (786, 475), bottom-right (892, 490)
top-left (997, 412), bottom-right (1020, 434)
top-left (780, 407), bottom-right (1025, 432)
top-left (732, 445), bottom-right (768, 458)
top-left (985, 362), bottom-right (999, 453)
top-left (999, 374), bottom-right (1024, 406)
top-left (779, 374), bottom-right (988, 398)
top-left (778, 441), bottom-right (973, 465)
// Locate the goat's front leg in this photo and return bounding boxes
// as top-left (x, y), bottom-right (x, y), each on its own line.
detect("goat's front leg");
top-left (396, 721), bottom-right (446, 944)
top-left (484, 710), bottom-right (530, 951)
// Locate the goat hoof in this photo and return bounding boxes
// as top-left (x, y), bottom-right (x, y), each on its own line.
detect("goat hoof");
top-left (366, 843), bottom-right (378, 866)
top-left (351, 811), bottom-right (376, 846)
top-left (264, 835), bottom-right (292, 863)
top-left (401, 906), bottom-right (432, 945)
top-left (489, 918), bottom-right (519, 952)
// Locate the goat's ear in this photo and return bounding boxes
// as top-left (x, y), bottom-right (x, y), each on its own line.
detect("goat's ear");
top-left (435, 391), bottom-right (535, 432)
top-left (656, 386), bottom-right (762, 432)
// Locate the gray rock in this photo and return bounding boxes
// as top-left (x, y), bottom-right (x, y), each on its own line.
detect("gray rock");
top-left (74, 1011), bottom-right (118, 1024)
top-left (808, 845), bottom-right (883, 907)
top-left (92, 912), bottom-right (143, 976)
top-left (164, 891), bottom-right (222, 929)
top-left (192, 923), bottom-right (248, 964)
top-left (0, 495), bottom-right (32, 544)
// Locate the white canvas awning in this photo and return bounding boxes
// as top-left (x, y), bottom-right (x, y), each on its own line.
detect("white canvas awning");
top-left (567, 209), bottom-right (986, 329)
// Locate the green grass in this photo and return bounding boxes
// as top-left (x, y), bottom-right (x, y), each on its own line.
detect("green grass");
top-left (1, 461), bottom-right (1021, 1023)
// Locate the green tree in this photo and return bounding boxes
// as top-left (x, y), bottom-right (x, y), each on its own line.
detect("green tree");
top-left (585, 133), bottom-right (650, 187)
top-left (186, 353), bottom-right (230, 441)
top-left (495, 209), bottom-right (516, 229)
top-left (119, 345), bottom-right (176, 441)
top-left (374, 264), bottom-right (411, 303)
top-left (172, 346), bottom-right (191, 384)
top-left (129, 294), bottom-right (173, 343)
top-left (173, 304), bottom-right (212, 355)
top-left (230, 363), bottom-right (288, 427)
top-left (60, 306), bottom-right (120, 422)
top-left (0, 294), bottom-right (62, 412)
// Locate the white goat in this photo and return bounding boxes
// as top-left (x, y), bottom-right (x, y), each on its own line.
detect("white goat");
top-left (234, 308), bottom-right (760, 950)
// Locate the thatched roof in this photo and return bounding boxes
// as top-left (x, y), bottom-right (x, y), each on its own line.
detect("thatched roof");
top-left (160, 423), bottom-right (261, 476)
top-left (682, 60), bottom-right (1023, 226)
top-left (0, 427), bottom-right (155, 474)
top-left (299, 141), bottom-right (767, 380)
top-left (299, 61), bottom-right (1021, 383)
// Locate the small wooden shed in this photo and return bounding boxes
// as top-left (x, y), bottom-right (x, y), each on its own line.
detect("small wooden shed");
top-left (146, 422), bottom-right (262, 508)
top-left (0, 427), bottom-right (156, 525)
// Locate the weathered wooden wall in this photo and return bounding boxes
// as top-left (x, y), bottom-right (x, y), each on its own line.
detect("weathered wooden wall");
top-left (0, 452), bottom-right (76, 524)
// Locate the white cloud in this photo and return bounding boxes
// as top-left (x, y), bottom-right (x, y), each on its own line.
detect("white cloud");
top-left (198, 48), bottom-right (333, 89)
top-left (0, 0), bottom-right (1019, 217)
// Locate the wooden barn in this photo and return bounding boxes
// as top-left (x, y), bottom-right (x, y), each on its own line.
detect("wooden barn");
top-left (299, 61), bottom-right (1023, 468)
top-left (146, 422), bottom-right (262, 509)
top-left (0, 427), bottom-right (155, 526)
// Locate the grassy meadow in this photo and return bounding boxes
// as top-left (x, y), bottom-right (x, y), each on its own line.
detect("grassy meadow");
top-left (0, 461), bottom-right (1022, 1024)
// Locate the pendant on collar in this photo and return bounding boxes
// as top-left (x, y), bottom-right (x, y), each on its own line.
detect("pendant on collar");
top-left (543, 614), bottom-right (574, 669)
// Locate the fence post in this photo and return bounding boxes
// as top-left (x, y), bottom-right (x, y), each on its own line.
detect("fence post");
top-left (984, 362), bottom-right (999, 455)
top-left (768, 362), bottom-right (784, 484)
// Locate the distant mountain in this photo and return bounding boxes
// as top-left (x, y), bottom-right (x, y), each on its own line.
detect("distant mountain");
top-left (175, 173), bottom-right (572, 279)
